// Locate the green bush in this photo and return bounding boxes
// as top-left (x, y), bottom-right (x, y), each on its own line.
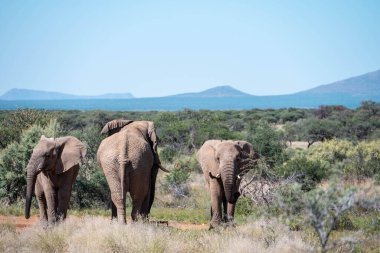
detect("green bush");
top-left (71, 165), bottom-right (110, 209)
top-left (279, 156), bottom-right (329, 191)
top-left (0, 120), bottom-right (59, 204)
top-left (249, 121), bottom-right (286, 167)
top-left (0, 109), bottom-right (52, 149)
top-left (159, 146), bottom-right (178, 163)
top-left (235, 196), bottom-right (256, 216)
top-left (308, 139), bottom-right (380, 179)
top-left (162, 167), bottom-right (190, 198)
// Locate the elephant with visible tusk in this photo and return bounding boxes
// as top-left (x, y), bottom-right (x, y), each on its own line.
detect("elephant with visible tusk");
top-left (197, 140), bottom-right (258, 229)
top-left (97, 119), bottom-right (168, 223)
top-left (25, 135), bottom-right (86, 225)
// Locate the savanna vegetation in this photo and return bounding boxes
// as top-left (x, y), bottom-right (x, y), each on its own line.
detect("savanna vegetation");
top-left (0, 101), bottom-right (379, 252)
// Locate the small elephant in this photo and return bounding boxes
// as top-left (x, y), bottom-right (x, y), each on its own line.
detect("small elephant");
top-left (25, 135), bottom-right (86, 225)
top-left (197, 140), bottom-right (258, 228)
top-left (97, 119), bottom-right (167, 223)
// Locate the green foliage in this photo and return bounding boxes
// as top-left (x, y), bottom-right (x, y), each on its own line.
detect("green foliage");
top-left (0, 105), bottom-right (379, 214)
top-left (162, 167), bottom-right (190, 198)
top-left (277, 180), bottom-right (360, 252)
top-left (235, 196), bottom-right (256, 216)
top-left (159, 146), bottom-right (178, 163)
top-left (275, 183), bottom-right (304, 217)
top-left (308, 139), bottom-right (380, 179)
top-left (279, 155), bottom-right (329, 191)
top-left (249, 121), bottom-right (286, 167)
top-left (0, 109), bottom-right (52, 149)
top-left (302, 118), bottom-right (343, 146)
top-left (0, 120), bottom-right (60, 204)
top-left (71, 166), bottom-right (110, 209)
top-left (156, 110), bottom-right (243, 155)
top-left (150, 207), bottom-right (209, 223)
top-left (303, 182), bottom-right (357, 252)
top-left (65, 124), bottom-right (110, 208)
top-left (279, 108), bottom-right (305, 123)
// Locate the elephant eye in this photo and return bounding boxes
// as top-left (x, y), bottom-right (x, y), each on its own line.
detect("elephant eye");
top-left (44, 153), bottom-right (50, 158)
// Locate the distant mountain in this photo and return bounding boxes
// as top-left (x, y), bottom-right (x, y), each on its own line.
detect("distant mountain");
top-left (0, 88), bottom-right (134, 100)
top-left (1, 69), bottom-right (379, 109)
top-left (297, 69), bottom-right (380, 98)
top-left (170, 85), bottom-right (253, 97)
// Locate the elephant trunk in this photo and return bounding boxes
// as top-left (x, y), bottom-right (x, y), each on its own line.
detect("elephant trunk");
top-left (25, 164), bottom-right (38, 219)
top-left (221, 163), bottom-right (235, 204)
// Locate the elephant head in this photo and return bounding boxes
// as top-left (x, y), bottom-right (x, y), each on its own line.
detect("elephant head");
top-left (25, 136), bottom-right (86, 219)
top-left (207, 140), bottom-right (258, 204)
top-left (100, 119), bottom-right (133, 136)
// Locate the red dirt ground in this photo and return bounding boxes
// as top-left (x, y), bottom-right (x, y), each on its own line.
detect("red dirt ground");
top-left (0, 215), bottom-right (39, 232)
top-left (0, 215), bottom-right (208, 232)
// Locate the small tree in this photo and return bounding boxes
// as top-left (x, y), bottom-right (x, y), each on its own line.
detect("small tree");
top-left (277, 180), bottom-right (359, 253)
top-left (303, 182), bottom-right (357, 253)
top-left (249, 122), bottom-right (286, 168)
top-left (301, 118), bottom-right (342, 147)
top-left (162, 167), bottom-right (190, 199)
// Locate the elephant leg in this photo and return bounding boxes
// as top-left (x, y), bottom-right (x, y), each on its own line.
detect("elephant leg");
top-left (209, 180), bottom-right (223, 229)
top-left (44, 189), bottom-right (58, 224)
top-left (140, 187), bottom-right (151, 220)
top-left (222, 196), bottom-right (227, 223)
top-left (146, 164), bottom-right (159, 216)
top-left (39, 176), bottom-right (58, 224)
top-left (57, 166), bottom-right (78, 221)
top-left (57, 185), bottom-right (73, 221)
top-left (226, 202), bottom-right (236, 226)
top-left (129, 171), bottom-right (149, 221)
top-left (111, 201), bottom-right (117, 220)
top-left (104, 168), bottom-right (126, 223)
top-left (35, 182), bottom-right (47, 225)
top-left (130, 197), bottom-right (145, 221)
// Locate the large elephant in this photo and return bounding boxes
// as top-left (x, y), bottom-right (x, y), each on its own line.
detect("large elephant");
top-left (97, 119), bottom-right (167, 223)
top-left (197, 140), bottom-right (258, 228)
top-left (25, 135), bottom-right (86, 225)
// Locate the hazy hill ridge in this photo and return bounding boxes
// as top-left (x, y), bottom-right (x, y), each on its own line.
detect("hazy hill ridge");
top-left (1, 69), bottom-right (379, 102)
top-left (0, 88), bottom-right (134, 100)
top-left (169, 85), bottom-right (253, 97)
top-left (297, 69), bottom-right (380, 97)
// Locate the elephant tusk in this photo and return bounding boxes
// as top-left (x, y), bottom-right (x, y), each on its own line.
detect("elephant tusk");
top-left (237, 175), bottom-right (241, 179)
top-left (209, 172), bottom-right (221, 179)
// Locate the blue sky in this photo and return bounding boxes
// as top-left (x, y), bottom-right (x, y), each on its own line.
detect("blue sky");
top-left (0, 0), bottom-right (379, 97)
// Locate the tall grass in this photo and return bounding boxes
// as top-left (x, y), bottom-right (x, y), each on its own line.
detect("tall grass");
top-left (0, 216), bottom-right (313, 253)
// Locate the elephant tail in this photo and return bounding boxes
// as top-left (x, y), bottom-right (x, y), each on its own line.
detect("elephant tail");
top-left (158, 164), bottom-right (170, 173)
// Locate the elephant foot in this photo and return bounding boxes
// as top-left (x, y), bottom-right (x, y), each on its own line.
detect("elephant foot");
top-left (209, 220), bottom-right (221, 230)
top-left (40, 219), bottom-right (48, 229)
top-left (225, 220), bottom-right (236, 228)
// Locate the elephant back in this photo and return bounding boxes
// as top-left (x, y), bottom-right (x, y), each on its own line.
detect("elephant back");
top-left (101, 119), bottom-right (134, 136)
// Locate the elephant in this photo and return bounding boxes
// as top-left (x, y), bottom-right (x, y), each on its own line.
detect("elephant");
top-left (25, 135), bottom-right (86, 225)
top-left (196, 140), bottom-right (258, 229)
top-left (97, 119), bottom-right (167, 223)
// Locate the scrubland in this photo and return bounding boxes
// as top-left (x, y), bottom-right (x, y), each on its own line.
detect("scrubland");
top-left (1, 103), bottom-right (380, 252)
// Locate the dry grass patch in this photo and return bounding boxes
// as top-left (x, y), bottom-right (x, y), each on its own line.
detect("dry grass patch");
top-left (0, 216), bottom-right (313, 253)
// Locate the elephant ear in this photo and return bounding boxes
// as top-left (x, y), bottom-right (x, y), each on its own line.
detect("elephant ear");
top-left (147, 121), bottom-right (158, 151)
top-left (100, 119), bottom-right (134, 136)
top-left (55, 136), bottom-right (87, 174)
top-left (235, 141), bottom-right (259, 171)
top-left (197, 140), bottom-right (223, 179)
